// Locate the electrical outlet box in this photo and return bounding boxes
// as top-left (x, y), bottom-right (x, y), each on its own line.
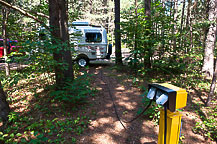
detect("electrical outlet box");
top-left (148, 83), bottom-right (188, 112)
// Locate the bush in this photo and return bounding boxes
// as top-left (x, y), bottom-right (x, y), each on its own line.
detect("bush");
top-left (50, 73), bottom-right (94, 104)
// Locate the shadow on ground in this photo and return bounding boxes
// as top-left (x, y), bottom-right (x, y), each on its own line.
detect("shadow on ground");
top-left (77, 64), bottom-right (159, 144)
top-left (4, 63), bottom-right (215, 144)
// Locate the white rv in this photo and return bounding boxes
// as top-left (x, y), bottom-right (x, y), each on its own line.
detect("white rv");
top-left (69, 22), bottom-right (112, 67)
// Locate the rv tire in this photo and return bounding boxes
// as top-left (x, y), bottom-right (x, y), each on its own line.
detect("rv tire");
top-left (77, 57), bottom-right (89, 67)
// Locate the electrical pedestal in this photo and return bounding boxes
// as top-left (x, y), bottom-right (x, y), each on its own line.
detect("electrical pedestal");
top-left (147, 83), bottom-right (187, 144)
top-left (158, 109), bottom-right (182, 144)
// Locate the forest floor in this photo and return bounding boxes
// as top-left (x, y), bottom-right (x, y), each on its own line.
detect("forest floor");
top-left (1, 63), bottom-right (216, 144)
top-left (75, 64), bottom-right (215, 144)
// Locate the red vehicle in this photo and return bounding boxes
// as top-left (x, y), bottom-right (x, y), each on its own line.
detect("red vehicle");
top-left (0, 39), bottom-right (19, 58)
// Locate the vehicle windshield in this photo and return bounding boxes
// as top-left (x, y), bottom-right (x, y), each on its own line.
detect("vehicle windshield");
top-left (85, 33), bottom-right (102, 42)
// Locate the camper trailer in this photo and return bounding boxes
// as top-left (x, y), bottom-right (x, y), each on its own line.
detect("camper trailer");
top-left (69, 22), bottom-right (112, 67)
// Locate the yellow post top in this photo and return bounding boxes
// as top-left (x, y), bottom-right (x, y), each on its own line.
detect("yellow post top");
top-left (159, 83), bottom-right (186, 93)
top-left (149, 83), bottom-right (188, 112)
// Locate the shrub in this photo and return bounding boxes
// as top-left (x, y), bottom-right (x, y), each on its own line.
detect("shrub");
top-left (50, 73), bottom-right (94, 104)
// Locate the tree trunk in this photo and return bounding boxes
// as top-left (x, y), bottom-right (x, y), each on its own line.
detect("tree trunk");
top-left (185, 0), bottom-right (197, 53)
top-left (180, 0), bottom-right (185, 33)
top-left (144, 0), bottom-right (151, 69)
top-left (202, 0), bottom-right (217, 78)
top-left (103, 0), bottom-right (109, 31)
top-left (189, 0), bottom-right (197, 52)
top-left (206, 58), bottom-right (217, 106)
top-left (161, 0), bottom-right (165, 8)
top-left (186, 0), bottom-right (191, 29)
top-left (180, 0), bottom-right (185, 49)
top-left (49, 0), bottom-right (74, 87)
top-left (184, 0), bottom-right (191, 53)
top-left (0, 81), bottom-right (10, 126)
top-left (114, 0), bottom-right (123, 65)
top-left (145, 0), bottom-right (151, 20)
top-left (161, 0), bottom-right (165, 58)
top-left (202, 0), bottom-right (211, 62)
top-left (58, 0), bottom-right (74, 81)
top-left (169, 0), bottom-right (173, 19)
top-left (2, 6), bottom-right (10, 76)
top-left (49, 0), bottom-right (63, 86)
top-left (173, 0), bottom-right (178, 53)
top-left (134, 0), bottom-right (138, 67)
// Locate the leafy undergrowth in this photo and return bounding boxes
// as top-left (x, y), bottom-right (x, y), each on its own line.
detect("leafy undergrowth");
top-left (0, 71), bottom-right (96, 144)
top-left (111, 65), bottom-right (217, 143)
top-left (1, 65), bottom-right (216, 143)
top-left (192, 99), bottom-right (217, 142)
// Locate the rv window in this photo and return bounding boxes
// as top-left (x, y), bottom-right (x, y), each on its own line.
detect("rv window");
top-left (85, 33), bottom-right (102, 42)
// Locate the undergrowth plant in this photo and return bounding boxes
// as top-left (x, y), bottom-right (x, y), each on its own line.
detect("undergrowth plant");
top-left (193, 103), bottom-right (217, 141)
top-left (50, 72), bottom-right (95, 104)
top-left (0, 70), bottom-right (95, 143)
top-left (0, 111), bottom-right (91, 143)
top-left (139, 90), bottom-right (162, 124)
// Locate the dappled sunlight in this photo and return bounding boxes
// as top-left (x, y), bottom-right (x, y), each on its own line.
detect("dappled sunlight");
top-left (142, 121), bottom-right (158, 133)
top-left (76, 66), bottom-right (159, 143)
top-left (96, 66), bottom-right (103, 70)
top-left (2, 64), bottom-right (213, 143)
top-left (115, 85), bottom-right (125, 91)
top-left (181, 112), bottom-right (207, 143)
top-left (10, 90), bottom-right (33, 113)
top-left (118, 96), bottom-right (129, 101)
top-left (36, 88), bottom-right (44, 93)
top-left (93, 71), bottom-right (99, 75)
top-left (92, 133), bottom-right (116, 144)
top-left (99, 80), bottom-right (106, 85)
top-left (140, 137), bottom-right (158, 143)
top-left (13, 106), bottom-right (27, 113)
top-left (81, 65), bottom-right (213, 143)
top-left (105, 103), bottom-right (113, 107)
top-left (113, 121), bottom-right (126, 132)
top-left (92, 117), bottom-right (113, 126)
top-left (117, 101), bottom-right (138, 110)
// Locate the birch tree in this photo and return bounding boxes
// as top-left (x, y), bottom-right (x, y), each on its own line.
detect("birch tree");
top-left (2, 6), bottom-right (10, 76)
top-left (202, 0), bottom-right (217, 78)
top-left (206, 57), bottom-right (217, 106)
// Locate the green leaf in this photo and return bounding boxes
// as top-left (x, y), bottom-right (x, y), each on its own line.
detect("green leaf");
top-left (16, 133), bottom-right (22, 137)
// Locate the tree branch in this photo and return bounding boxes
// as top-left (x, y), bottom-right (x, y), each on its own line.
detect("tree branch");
top-left (29, 10), bottom-right (49, 19)
top-left (0, 0), bottom-right (48, 25)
